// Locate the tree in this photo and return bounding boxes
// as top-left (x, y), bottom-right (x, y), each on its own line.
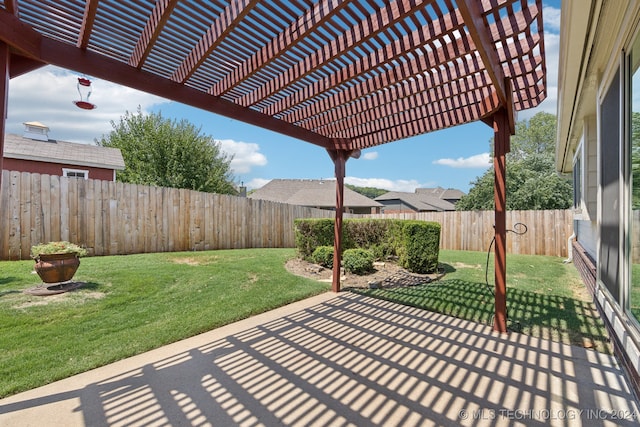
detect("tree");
top-left (456, 112), bottom-right (572, 210)
top-left (345, 184), bottom-right (388, 199)
top-left (98, 109), bottom-right (237, 194)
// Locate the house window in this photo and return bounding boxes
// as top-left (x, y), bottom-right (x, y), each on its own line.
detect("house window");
top-left (63, 168), bottom-right (89, 179)
top-left (573, 151), bottom-right (582, 210)
top-left (573, 119), bottom-right (598, 220)
top-left (599, 66), bottom-right (621, 303)
top-left (628, 33), bottom-right (640, 321)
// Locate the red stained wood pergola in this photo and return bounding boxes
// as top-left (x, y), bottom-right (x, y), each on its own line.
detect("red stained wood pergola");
top-left (0, 0), bottom-right (545, 333)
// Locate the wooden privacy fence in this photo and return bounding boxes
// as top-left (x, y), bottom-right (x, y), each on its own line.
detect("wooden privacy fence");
top-left (365, 210), bottom-right (573, 258)
top-left (0, 170), bottom-right (573, 260)
top-left (0, 171), bottom-right (335, 260)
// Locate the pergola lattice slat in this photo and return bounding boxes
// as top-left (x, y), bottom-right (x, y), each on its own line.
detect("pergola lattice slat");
top-left (230, 0), bottom-right (431, 108)
top-left (76, 0), bottom-right (99, 49)
top-left (209, 0), bottom-right (351, 97)
top-left (264, 8), bottom-right (466, 118)
top-left (170, 0), bottom-right (259, 83)
top-left (128, 0), bottom-right (180, 68)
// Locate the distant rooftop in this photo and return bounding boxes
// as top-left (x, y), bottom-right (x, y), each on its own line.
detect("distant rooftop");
top-left (375, 187), bottom-right (465, 212)
top-left (249, 179), bottom-right (383, 209)
top-left (3, 132), bottom-right (125, 170)
top-left (416, 187), bottom-right (466, 201)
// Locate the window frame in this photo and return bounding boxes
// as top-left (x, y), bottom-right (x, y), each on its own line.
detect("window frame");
top-left (62, 168), bottom-right (89, 180)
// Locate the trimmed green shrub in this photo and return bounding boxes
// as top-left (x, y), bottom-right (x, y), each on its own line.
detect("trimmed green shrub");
top-left (343, 219), bottom-right (391, 251)
top-left (398, 221), bottom-right (441, 273)
top-left (294, 218), bottom-right (335, 260)
top-left (294, 218), bottom-right (440, 274)
top-left (343, 248), bottom-right (374, 275)
top-left (312, 246), bottom-right (334, 268)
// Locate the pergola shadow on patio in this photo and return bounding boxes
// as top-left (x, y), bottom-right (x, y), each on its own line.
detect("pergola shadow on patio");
top-left (0, 293), bottom-right (638, 426)
top-left (0, 0), bottom-right (547, 333)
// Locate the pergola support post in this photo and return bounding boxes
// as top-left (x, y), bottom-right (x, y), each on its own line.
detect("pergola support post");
top-left (327, 149), bottom-right (350, 293)
top-left (493, 108), bottom-right (510, 333)
top-left (0, 42), bottom-right (9, 186)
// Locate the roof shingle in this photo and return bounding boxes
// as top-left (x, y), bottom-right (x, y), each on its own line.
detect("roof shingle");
top-left (248, 179), bottom-right (382, 209)
top-left (3, 133), bottom-right (125, 170)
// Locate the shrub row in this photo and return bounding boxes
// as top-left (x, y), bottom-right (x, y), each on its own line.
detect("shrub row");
top-left (294, 218), bottom-right (441, 274)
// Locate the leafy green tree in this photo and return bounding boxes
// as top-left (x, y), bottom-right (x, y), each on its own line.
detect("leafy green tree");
top-left (345, 184), bottom-right (388, 199)
top-left (98, 109), bottom-right (237, 194)
top-left (456, 112), bottom-right (572, 210)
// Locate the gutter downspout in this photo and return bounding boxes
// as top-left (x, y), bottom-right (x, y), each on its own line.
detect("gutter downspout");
top-left (564, 232), bottom-right (576, 263)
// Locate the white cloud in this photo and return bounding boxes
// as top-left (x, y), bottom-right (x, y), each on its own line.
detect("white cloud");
top-left (216, 139), bottom-right (267, 174)
top-left (245, 178), bottom-right (271, 190)
top-left (433, 153), bottom-right (491, 168)
top-left (345, 176), bottom-right (436, 192)
top-left (7, 66), bottom-right (168, 143)
top-left (542, 6), bottom-right (561, 33)
top-left (362, 151), bottom-right (378, 160)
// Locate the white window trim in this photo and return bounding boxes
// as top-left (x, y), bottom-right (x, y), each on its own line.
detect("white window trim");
top-left (62, 168), bottom-right (89, 179)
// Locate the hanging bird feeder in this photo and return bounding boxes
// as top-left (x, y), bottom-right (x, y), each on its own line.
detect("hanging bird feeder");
top-left (73, 77), bottom-right (97, 110)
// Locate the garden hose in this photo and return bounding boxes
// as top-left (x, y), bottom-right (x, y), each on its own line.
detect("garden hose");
top-left (484, 222), bottom-right (528, 332)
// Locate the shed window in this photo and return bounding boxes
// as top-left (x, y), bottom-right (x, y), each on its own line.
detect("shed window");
top-left (63, 168), bottom-right (88, 179)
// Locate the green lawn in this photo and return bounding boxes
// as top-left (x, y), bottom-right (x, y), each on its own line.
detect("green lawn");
top-left (0, 248), bottom-right (329, 398)
top-left (353, 249), bottom-right (610, 353)
top-left (0, 248), bottom-right (610, 399)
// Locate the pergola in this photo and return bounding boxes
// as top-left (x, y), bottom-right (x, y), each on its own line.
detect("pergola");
top-left (0, 0), bottom-right (546, 333)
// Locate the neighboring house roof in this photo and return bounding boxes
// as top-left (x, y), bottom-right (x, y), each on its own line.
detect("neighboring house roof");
top-left (415, 187), bottom-right (465, 201)
top-left (248, 179), bottom-right (383, 209)
top-left (375, 190), bottom-right (458, 211)
top-left (3, 133), bottom-right (125, 170)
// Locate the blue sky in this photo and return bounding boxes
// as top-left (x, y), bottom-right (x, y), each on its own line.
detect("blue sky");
top-left (5, 2), bottom-right (561, 193)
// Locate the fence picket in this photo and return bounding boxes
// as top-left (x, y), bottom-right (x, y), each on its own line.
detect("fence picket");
top-left (0, 170), bottom-right (574, 260)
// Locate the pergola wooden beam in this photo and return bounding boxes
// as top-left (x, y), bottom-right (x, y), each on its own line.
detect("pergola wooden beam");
top-left (170, 0), bottom-right (258, 83)
top-left (128, 0), bottom-right (179, 68)
top-left (348, 86), bottom-right (499, 148)
top-left (265, 11), bottom-right (466, 118)
top-left (457, 0), bottom-right (518, 334)
top-left (8, 53), bottom-right (44, 78)
top-left (492, 108), bottom-right (510, 333)
top-left (458, 0), bottom-right (508, 109)
top-left (231, 0), bottom-right (429, 108)
top-left (490, 78), bottom-right (515, 334)
top-left (327, 148), bottom-right (354, 293)
top-left (272, 4), bottom-right (534, 122)
top-left (77, 0), bottom-right (99, 49)
top-left (293, 60), bottom-right (491, 138)
top-left (4, 0), bottom-right (18, 15)
top-left (281, 19), bottom-right (540, 137)
top-left (210, 0), bottom-right (350, 97)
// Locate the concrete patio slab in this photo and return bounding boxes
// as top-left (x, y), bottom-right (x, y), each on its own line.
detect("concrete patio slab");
top-left (0, 292), bottom-right (638, 426)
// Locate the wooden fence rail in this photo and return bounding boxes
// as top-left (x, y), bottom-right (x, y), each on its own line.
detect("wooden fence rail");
top-left (0, 171), bottom-right (573, 260)
top-left (0, 171), bottom-right (335, 260)
top-left (364, 210), bottom-right (573, 258)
